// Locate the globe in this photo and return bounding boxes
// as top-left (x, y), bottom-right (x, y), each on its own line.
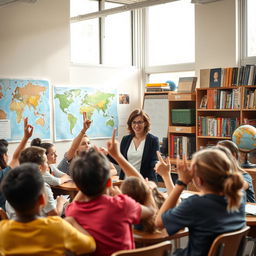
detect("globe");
top-left (166, 80), bottom-right (177, 91)
top-left (232, 125), bottom-right (256, 168)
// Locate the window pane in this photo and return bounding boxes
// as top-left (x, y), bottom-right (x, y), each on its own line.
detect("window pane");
top-left (104, 3), bottom-right (132, 66)
top-left (70, 0), bottom-right (98, 17)
top-left (247, 0), bottom-right (256, 57)
top-left (148, 71), bottom-right (195, 90)
top-left (147, 0), bottom-right (195, 66)
top-left (70, 19), bottom-right (99, 64)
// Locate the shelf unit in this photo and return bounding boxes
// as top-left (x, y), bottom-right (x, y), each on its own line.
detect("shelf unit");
top-left (196, 86), bottom-right (256, 150)
top-left (168, 92), bottom-right (196, 162)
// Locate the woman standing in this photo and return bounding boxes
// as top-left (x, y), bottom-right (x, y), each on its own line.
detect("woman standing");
top-left (118, 109), bottom-right (159, 182)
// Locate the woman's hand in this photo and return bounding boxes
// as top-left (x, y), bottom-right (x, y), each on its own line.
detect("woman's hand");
top-left (154, 151), bottom-right (171, 178)
top-left (176, 155), bottom-right (194, 185)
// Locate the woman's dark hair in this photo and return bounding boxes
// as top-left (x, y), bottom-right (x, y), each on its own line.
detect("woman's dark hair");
top-left (127, 109), bottom-right (150, 135)
top-left (31, 138), bottom-right (54, 155)
top-left (0, 144), bottom-right (8, 169)
top-left (0, 139), bottom-right (8, 148)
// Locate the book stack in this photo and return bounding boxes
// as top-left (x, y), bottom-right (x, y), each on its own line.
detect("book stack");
top-left (244, 88), bottom-right (256, 109)
top-left (145, 83), bottom-right (169, 92)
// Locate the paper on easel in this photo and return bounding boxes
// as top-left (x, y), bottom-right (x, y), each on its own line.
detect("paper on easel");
top-left (0, 119), bottom-right (11, 139)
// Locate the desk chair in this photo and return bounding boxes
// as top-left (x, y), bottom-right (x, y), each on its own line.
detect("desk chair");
top-left (111, 241), bottom-right (172, 256)
top-left (207, 226), bottom-right (250, 256)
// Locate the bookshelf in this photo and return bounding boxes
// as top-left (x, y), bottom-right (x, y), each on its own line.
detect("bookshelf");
top-left (196, 86), bottom-right (256, 151)
top-left (168, 92), bottom-right (196, 163)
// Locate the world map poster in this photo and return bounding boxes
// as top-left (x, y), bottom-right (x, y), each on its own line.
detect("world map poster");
top-left (0, 79), bottom-right (50, 141)
top-left (54, 87), bottom-right (118, 140)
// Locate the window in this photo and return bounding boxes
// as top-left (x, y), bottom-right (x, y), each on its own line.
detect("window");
top-left (147, 0), bottom-right (195, 66)
top-left (70, 0), bottom-right (132, 66)
top-left (145, 0), bottom-right (195, 87)
top-left (246, 0), bottom-right (256, 57)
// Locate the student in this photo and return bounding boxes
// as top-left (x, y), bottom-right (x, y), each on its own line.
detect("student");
top-left (65, 147), bottom-right (155, 256)
top-left (6, 147), bottom-right (67, 218)
top-left (0, 163), bottom-right (96, 256)
top-left (155, 148), bottom-right (246, 256)
top-left (31, 138), bottom-right (71, 186)
top-left (217, 140), bottom-right (256, 203)
top-left (0, 117), bottom-right (33, 210)
top-left (57, 112), bottom-right (92, 175)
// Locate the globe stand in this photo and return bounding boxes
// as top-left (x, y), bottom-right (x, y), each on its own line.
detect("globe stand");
top-left (240, 150), bottom-right (256, 169)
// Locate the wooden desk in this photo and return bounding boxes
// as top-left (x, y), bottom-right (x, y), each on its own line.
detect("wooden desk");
top-left (133, 228), bottom-right (188, 248)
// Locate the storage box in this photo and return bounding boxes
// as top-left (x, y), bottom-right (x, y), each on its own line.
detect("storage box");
top-left (171, 109), bottom-right (196, 126)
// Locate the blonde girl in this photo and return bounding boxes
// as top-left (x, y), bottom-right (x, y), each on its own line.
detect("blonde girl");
top-left (155, 148), bottom-right (246, 256)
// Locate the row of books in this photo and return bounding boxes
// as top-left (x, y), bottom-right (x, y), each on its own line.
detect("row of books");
top-left (244, 88), bottom-right (256, 109)
top-left (200, 65), bottom-right (256, 88)
top-left (169, 135), bottom-right (196, 160)
top-left (198, 117), bottom-right (239, 137)
top-left (200, 88), bottom-right (241, 109)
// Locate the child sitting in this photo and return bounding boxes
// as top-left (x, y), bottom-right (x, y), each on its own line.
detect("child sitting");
top-left (31, 138), bottom-right (71, 186)
top-left (155, 148), bottom-right (246, 256)
top-left (0, 117), bottom-right (33, 210)
top-left (6, 146), bottom-right (67, 218)
top-left (0, 163), bottom-right (95, 255)
top-left (217, 140), bottom-right (255, 203)
top-left (65, 148), bottom-right (154, 256)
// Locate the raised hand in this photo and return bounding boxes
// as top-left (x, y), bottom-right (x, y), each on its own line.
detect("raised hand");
top-left (176, 154), bottom-right (194, 185)
top-left (82, 112), bottom-right (92, 133)
top-left (24, 117), bottom-right (34, 139)
top-left (154, 151), bottom-right (171, 178)
top-left (107, 129), bottom-right (120, 159)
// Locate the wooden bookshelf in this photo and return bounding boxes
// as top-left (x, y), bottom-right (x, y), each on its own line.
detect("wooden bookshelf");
top-left (168, 92), bottom-right (196, 161)
top-left (196, 85), bottom-right (256, 150)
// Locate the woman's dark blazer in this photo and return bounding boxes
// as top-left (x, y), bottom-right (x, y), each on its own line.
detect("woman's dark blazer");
top-left (119, 133), bottom-right (159, 182)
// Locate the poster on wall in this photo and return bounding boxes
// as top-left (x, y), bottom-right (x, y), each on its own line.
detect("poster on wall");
top-left (53, 86), bottom-right (118, 141)
top-left (0, 79), bottom-right (50, 141)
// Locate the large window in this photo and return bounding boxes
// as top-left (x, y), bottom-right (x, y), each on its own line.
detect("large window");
top-left (147, 0), bottom-right (195, 66)
top-left (70, 0), bottom-right (132, 66)
top-left (246, 0), bottom-right (256, 57)
top-left (145, 0), bottom-right (195, 86)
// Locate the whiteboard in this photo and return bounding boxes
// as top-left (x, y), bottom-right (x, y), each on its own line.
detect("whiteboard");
top-left (143, 94), bottom-right (169, 141)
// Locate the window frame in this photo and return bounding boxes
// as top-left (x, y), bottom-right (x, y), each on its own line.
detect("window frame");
top-left (239, 0), bottom-right (256, 66)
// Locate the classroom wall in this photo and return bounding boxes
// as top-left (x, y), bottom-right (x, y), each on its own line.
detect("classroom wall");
top-left (0, 0), bottom-right (140, 161)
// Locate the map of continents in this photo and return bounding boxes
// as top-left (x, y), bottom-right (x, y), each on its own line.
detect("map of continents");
top-left (0, 79), bottom-right (50, 141)
top-left (54, 87), bottom-right (118, 140)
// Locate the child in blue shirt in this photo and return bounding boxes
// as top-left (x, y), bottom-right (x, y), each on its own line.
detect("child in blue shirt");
top-left (155, 148), bottom-right (246, 256)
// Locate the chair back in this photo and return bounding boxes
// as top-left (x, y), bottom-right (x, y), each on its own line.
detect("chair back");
top-left (111, 240), bottom-right (172, 256)
top-left (208, 226), bottom-right (250, 256)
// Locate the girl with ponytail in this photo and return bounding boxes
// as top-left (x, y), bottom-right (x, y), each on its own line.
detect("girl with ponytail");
top-left (155, 148), bottom-right (246, 256)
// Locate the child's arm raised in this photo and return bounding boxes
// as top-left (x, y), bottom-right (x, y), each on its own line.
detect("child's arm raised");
top-left (66, 112), bottom-right (91, 161)
top-left (9, 117), bottom-right (34, 168)
top-left (107, 129), bottom-right (143, 180)
top-left (154, 152), bottom-right (175, 195)
top-left (155, 155), bottom-right (194, 228)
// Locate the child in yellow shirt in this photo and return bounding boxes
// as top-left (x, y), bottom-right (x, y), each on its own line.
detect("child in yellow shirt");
top-left (0, 163), bottom-right (95, 256)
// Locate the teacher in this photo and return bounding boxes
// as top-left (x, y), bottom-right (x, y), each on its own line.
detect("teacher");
top-left (119, 108), bottom-right (159, 182)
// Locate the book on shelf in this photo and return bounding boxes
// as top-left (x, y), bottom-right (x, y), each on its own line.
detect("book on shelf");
top-left (243, 118), bottom-right (256, 127)
top-left (170, 135), bottom-right (196, 160)
top-left (209, 68), bottom-right (222, 88)
top-left (200, 69), bottom-right (210, 88)
top-left (244, 88), bottom-right (256, 109)
top-left (177, 77), bottom-right (197, 93)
